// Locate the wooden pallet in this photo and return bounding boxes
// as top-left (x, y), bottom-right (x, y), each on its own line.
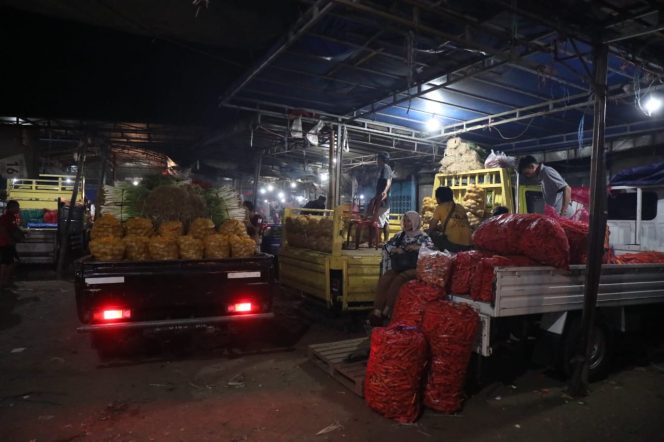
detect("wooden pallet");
top-left (308, 337), bottom-right (369, 397)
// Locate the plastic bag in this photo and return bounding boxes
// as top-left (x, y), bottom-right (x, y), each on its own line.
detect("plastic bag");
top-left (416, 246), bottom-right (454, 289)
top-left (422, 300), bottom-right (479, 413)
top-left (390, 280), bottom-right (445, 327)
top-left (484, 150), bottom-right (516, 169)
top-left (364, 325), bottom-right (429, 423)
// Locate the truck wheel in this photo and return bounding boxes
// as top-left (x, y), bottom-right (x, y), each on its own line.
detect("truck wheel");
top-left (562, 318), bottom-right (612, 381)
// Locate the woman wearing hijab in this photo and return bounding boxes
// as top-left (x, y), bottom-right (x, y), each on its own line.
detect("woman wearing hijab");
top-left (369, 211), bottom-right (434, 326)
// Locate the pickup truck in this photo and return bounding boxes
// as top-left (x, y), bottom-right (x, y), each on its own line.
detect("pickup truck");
top-left (74, 254), bottom-right (276, 356)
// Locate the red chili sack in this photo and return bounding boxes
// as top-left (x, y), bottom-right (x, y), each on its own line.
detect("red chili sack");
top-left (554, 218), bottom-right (589, 264)
top-left (612, 251), bottom-right (664, 264)
top-left (422, 300), bottom-right (479, 413)
top-left (390, 280), bottom-right (445, 326)
top-left (364, 325), bottom-right (429, 423)
top-left (472, 214), bottom-right (570, 268)
top-left (450, 250), bottom-right (490, 294)
top-left (416, 248), bottom-right (454, 289)
top-left (470, 255), bottom-right (536, 302)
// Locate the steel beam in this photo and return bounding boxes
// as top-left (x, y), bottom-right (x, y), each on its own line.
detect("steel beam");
top-left (220, 0), bottom-right (334, 105)
top-left (568, 43), bottom-right (609, 398)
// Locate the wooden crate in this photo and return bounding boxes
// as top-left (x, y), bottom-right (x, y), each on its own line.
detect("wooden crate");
top-left (308, 338), bottom-right (369, 397)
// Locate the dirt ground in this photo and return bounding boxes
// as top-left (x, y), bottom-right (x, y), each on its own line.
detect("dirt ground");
top-left (1, 279), bottom-right (663, 442)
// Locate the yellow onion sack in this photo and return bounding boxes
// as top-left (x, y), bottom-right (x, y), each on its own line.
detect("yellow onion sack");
top-left (158, 220), bottom-right (184, 238)
top-left (230, 234), bottom-right (256, 258)
top-left (149, 235), bottom-right (179, 260)
top-left (189, 217), bottom-right (216, 240)
top-left (91, 214), bottom-right (123, 239)
top-left (205, 234), bottom-right (231, 259)
top-left (178, 235), bottom-right (204, 260)
top-left (125, 217), bottom-right (154, 237)
top-left (123, 235), bottom-right (150, 261)
top-left (90, 236), bottom-right (125, 261)
top-left (219, 219), bottom-right (247, 237)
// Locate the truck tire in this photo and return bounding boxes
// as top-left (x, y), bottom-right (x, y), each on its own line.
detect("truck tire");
top-left (562, 317), bottom-right (613, 381)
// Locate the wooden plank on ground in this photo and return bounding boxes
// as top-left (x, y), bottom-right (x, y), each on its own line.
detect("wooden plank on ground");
top-left (308, 338), bottom-right (369, 397)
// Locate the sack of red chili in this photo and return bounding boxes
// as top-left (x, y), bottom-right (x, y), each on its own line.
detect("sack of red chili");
top-left (416, 247), bottom-right (454, 289)
top-left (472, 214), bottom-right (570, 269)
top-left (554, 217), bottom-right (589, 264)
top-left (611, 251), bottom-right (664, 264)
top-left (364, 325), bottom-right (429, 423)
top-left (421, 300), bottom-right (479, 413)
top-left (470, 255), bottom-right (536, 302)
top-left (390, 280), bottom-right (445, 326)
top-left (450, 250), bottom-right (490, 294)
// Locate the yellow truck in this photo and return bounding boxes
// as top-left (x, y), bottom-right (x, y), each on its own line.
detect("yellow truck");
top-left (279, 168), bottom-right (541, 311)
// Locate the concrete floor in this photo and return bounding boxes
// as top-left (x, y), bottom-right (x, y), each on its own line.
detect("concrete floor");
top-left (0, 279), bottom-right (663, 442)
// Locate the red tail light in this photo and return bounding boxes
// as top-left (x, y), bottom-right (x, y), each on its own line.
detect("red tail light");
top-left (93, 308), bottom-right (132, 322)
top-left (228, 302), bottom-right (253, 313)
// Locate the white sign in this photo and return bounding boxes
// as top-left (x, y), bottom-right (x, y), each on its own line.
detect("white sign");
top-left (227, 271), bottom-right (261, 279)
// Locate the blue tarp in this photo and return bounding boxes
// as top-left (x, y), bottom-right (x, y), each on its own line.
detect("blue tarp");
top-left (610, 161), bottom-right (664, 186)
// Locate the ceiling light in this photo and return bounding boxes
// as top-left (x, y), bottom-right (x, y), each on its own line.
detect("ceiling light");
top-left (290, 182), bottom-right (297, 189)
top-left (132, 179), bottom-right (139, 186)
top-left (279, 198), bottom-right (286, 203)
top-left (263, 199), bottom-right (268, 203)
top-left (333, 158), bottom-right (337, 164)
top-left (320, 172), bottom-right (329, 182)
top-left (359, 194), bottom-right (365, 200)
top-left (425, 117), bottom-right (441, 132)
top-left (259, 187), bottom-right (266, 194)
top-left (278, 191), bottom-right (285, 199)
top-left (643, 95), bottom-right (663, 116)
top-left (267, 184), bottom-right (274, 192)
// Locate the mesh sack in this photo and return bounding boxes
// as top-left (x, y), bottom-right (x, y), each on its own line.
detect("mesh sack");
top-left (158, 220), bottom-right (184, 238)
top-left (219, 219), bottom-right (247, 237)
top-left (122, 235), bottom-right (150, 261)
top-left (91, 214), bottom-right (123, 239)
top-left (364, 325), bottom-right (429, 423)
top-left (177, 235), bottom-right (204, 260)
top-left (229, 234), bottom-right (256, 258)
top-left (472, 214), bottom-right (570, 268)
top-left (90, 236), bottom-right (125, 261)
top-left (450, 250), bottom-right (490, 294)
top-left (390, 280), bottom-right (445, 327)
top-left (422, 300), bottom-right (479, 413)
top-left (125, 217), bottom-right (154, 237)
top-left (189, 217), bottom-right (216, 240)
top-left (205, 234), bottom-right (231, 259)
top-left (149, 235), bottom-right (179, 260)
top-left (416, 247), bottom-right (454, 289)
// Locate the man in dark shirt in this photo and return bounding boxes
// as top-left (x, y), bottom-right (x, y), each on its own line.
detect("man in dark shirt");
top-left (0, 200), bottom-right (21, 287)
top-left (303, 195), bottom-right (326, 210)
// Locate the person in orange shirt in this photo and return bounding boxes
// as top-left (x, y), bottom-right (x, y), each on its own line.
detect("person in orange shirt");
top-left (0, 200), bottom-right (22, 287)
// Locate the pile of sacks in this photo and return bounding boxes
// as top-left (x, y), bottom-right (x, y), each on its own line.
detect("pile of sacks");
top-left (420, 197), bottom-right (436, 230)
top-left (462, 185), bottom-right (487, 228)
top-left (89, 215), bottom-right (256, 262)
top-left (439, 137), bottom-right (485, 173)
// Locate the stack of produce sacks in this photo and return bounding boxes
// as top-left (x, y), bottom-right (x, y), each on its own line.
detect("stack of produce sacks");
top-left (219, 219), bottom-right (247, 237)
top-left (439, 137), bottom-right (485, 173)
top-left (307, 217), bottom-right (334, 252)
top-left (285, 216), bottom-right (306, 248)
top-left (462, 186), bottom-right (486, 228)
top-left (178, 235), bottom-right (204, 260)
top-left (89, 214), bottom-right (125, 261)
top-left (390, 280), bottom-right (445, 327)
top-left (420, 197), bottom-right (436, 230)
top-left (229, 234), bottom-right (256, 258)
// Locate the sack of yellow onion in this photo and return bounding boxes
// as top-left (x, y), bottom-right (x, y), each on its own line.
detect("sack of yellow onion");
top-left (125, 217), bottom-right (153, 237)
top-left (229, 234), bottom-right (256, 258)
top-left (91, 214), bottom-right (123, 239)
top-left (189, 217), bottom-right (216, 240)
top-left (178, 235), bottom-right (204, 260)
top-left (219, 219), bottom-right (247, 237)
top-left (204, 234), bottom-right (231, 259)
top-left (123, 235), bottom-right (150, 261)
top-left (158, 220), bottom-right (183, 238)
top-left (90, 236), bottom-right (125, 261)
top-left (149, 235), bottom-right (179, 260)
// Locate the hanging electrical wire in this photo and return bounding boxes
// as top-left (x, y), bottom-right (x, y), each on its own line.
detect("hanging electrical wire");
top-left (490, 117), bottom-right (536, 140)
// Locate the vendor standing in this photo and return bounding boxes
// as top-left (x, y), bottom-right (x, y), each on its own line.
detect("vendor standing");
top-left (368, 152), bottom-right (393, 243)
top-left (518, 155), bottom-right (571, 217)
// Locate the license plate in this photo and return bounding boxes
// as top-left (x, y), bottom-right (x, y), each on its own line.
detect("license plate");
top-left (227, 271), bottom-right (261, 279)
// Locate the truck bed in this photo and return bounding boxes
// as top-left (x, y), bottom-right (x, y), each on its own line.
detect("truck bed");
top-left (75, 254), bottom-right (275, 331)
top-left (450, 263), bottom-right (664, 317)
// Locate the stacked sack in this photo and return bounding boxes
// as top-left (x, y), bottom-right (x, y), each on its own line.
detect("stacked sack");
top-left (125, 217), bottom-right (153, 236)
top-left (420, 197), bottom-right (436, 230)
top-left (123, 235), bottom-right (150, 261)
top-left (189, 217), bottom-right (216, 240)
top-left (205, 234), bottom-right (231, 259)
top-left (89, 214), bottom-right (125, 261)
top-left (462, 186), bottom-right (486, 228)
top-left (149, 235), bottom-right (179, 260)
top-left (309, 217), bottom-right (334, 253)
top-left (439, 137), bottom-right (485, 173)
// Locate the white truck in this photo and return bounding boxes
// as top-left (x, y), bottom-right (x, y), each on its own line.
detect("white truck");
top-left (451, 184), bottom-right (664, 380)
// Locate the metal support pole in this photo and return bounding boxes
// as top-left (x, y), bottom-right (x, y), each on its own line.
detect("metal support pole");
top-left (57, 139), bottom-right (87, 279)
top-left (335, 124), bottom-right (343, 206)
top-left (252, 150), bottom-right (263, 208)
top-left (94, 143), bottom-right (108, 214)
top-left (568, 43), bottom-right (609, 397)
top-left (327, 130), bottom-right (335, 209)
